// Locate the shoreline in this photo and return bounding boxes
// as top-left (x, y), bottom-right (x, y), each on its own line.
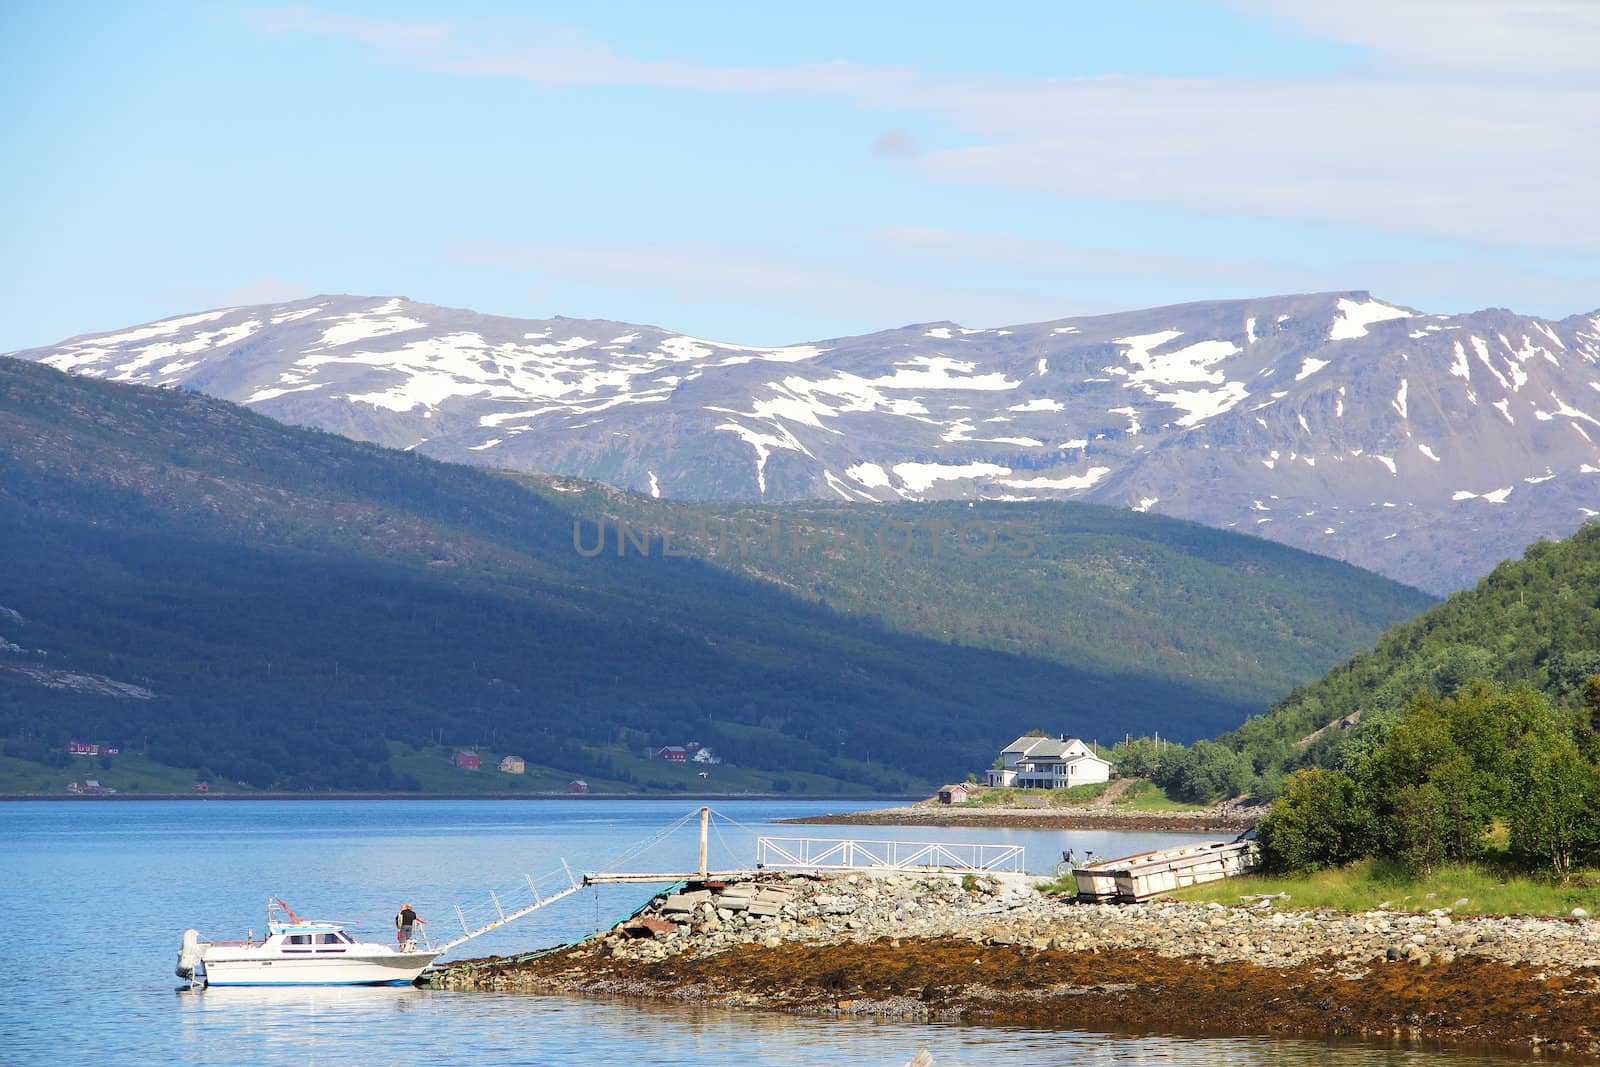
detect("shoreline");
top-left (0, 791), bottom-right (918, 803)
top-left (781, 801), bottom-right (1262, 833)
top-left (439, 870), bottom-right (1600, 1059)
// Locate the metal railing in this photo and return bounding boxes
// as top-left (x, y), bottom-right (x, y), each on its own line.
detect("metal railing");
top-left (434, 860), bottom-right (584, 952)
top-left (755, 836), bottom-right (1026, 874)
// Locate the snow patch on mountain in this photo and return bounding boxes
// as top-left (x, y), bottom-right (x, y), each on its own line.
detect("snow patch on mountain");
top-left (1010, 398), bottom-right (1062, 412)
top-left (893, 461), bottom-right (1012, 493)
top-left (1001, 467), bottom-right (1111, 491)
top-left (1329, 297), bottom-right (1410, 340)
top-left (1296, 357), bottom-right (1329, 381)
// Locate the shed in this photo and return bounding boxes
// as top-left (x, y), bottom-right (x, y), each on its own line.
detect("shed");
top-left (453, 751), bottom-right (480, 770)
top-left (569, 779), bottom-right (589, 793)
top-left (937, 783), bottom-right (971, 805)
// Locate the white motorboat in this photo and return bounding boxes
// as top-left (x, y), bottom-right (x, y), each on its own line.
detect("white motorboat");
top-left (177, 899), bottom-right (442, 987)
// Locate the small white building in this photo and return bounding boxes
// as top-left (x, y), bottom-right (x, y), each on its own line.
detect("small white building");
top-left (986, 734), bottom-right (1112, 789)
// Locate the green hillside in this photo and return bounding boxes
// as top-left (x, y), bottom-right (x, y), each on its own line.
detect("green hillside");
top-left (509, 475), bottom-right (1435, 709)
top-left (0, 357), bottom-right (1430, 794)
top-left (1225, 522), bottom-right (1600, 780)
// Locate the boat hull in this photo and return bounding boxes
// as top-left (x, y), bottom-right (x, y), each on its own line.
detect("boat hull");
top-left (200, 947), bottom-right (442, 986)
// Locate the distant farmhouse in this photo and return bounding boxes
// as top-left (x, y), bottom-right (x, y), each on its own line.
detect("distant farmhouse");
top-left (453, 751), bottom-right (480, 771)
top-left (987, 734), bottom-right (1112, 789)
top-left (656, 743), bottom-right (719, 764)
top-left (498, 755), bottom-right (526, 774)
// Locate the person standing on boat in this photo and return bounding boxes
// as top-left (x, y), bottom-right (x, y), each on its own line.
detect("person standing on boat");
top-left (394, 903), bottom-right (425, 947)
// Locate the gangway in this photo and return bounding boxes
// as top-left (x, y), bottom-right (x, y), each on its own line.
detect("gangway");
top-left (423, 807), bottom-right (718, 955)
top-left (432, 859), bottom-right (586, 953)
top-left (418, 808), bottom-right (1036, 958)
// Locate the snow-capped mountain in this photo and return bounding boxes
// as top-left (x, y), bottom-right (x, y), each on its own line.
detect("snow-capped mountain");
top-left (12, 291), bottom-right (1600, 592)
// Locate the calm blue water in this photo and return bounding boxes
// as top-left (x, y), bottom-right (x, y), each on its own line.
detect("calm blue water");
top-left (0, 799), bottom-right (1519, 1066)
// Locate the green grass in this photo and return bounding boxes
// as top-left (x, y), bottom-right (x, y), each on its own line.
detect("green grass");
top-left (951, 779), bottom-right (1209, 812)
top-left (0, 750), bottom-right (225, 795)
top-left (1110, 779), bottom-right (1206, 812)
top-left (0, 740), bottom-right (880, 797)
top-left (1169, 857), bottom-right (1600, 917)
top-left (955, 782), bottom-right (1113, 808)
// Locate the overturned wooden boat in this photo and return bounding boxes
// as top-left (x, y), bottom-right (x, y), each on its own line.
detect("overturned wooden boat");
top-left (1072, 832), bottom-right (1258, 903)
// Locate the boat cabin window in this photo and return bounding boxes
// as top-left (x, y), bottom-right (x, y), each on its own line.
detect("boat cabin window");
top-left (285, 934), bottom-right (312, 945)
top-left (313, 932), bottom-right (350, 944)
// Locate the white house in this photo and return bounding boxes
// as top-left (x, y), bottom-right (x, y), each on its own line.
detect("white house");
top-left (986, 734), bottom-right (1112, 789)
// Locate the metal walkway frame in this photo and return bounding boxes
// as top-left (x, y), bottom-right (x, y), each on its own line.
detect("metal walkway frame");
top-left (755, 835), bottom-right (1026, 874)
top-left (434, 860), bottom-right (585, 952)
top-left (418, 811), bottom-right (1032, 959)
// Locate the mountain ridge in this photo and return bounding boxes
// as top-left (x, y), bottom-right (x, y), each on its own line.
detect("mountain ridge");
top-left (0, 357), bottom-right (1433, 791)
top-left (13, 290), bottom-right (1599, 592)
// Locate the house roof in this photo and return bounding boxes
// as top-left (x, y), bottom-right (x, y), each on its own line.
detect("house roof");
top-left (1018, 737), bottom-right (1077, 759)
top-left (1002, 735), bottom-right (1093, 759)
top-left (1018, 750), bottom-right (1112, 768)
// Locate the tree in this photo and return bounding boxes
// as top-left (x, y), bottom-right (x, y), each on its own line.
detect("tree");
top-left (1109, 736), bottom-right (1165, 778)
top-left (1360, 691), bottom-right (1493, 872)
top-left (1508, 730), bottom-right (1597, 880)
top-left (1257, 768), bottom-right (1366, 874)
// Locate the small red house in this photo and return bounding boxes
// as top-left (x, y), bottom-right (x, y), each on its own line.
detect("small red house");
top-left (569, 779), bottom-right (589, 793)
top-left (937, 783), bottom-right (971, 805)
top-left (453, 751), bottom-right (481, 770)
top-left (656, 746), bottom-right (688, 762)
top-left (192, 781), bottom-right (209, 793)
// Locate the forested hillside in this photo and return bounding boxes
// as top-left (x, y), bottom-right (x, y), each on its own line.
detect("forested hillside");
top-left (1225, 522), bottom-right (1600, 783)
top-left (0, 358), bottom-right (1431, 793)
top-left (511, 475), bottom-right (1435, 710)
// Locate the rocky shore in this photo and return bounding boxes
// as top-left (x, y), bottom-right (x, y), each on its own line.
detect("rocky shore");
top-left (437, 870), bottom-right (1600, 1058)
top-left (783, 796), bottom-right (1263, 832)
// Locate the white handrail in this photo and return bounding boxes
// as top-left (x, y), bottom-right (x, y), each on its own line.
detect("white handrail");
top-left (755, 836), bottom-right (1026, 874)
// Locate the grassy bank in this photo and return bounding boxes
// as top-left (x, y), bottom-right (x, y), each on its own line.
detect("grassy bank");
top-left (1170, 858), bottom-right (1600, 917)
top-left (953, 779), bottom-right (1207, 812)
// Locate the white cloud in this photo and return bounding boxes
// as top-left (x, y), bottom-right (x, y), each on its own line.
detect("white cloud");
top-left (1227, 1), bottom-right (1600, 75)
top-left (251, 4), bottom-right (1600, 251)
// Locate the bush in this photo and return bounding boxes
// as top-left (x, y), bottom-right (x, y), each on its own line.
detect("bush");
top-left (1257, 768), bottom-right (1366, 874)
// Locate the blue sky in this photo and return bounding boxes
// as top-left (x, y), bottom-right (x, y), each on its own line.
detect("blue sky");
top-left (3, 1), bottom-right (1596, 349)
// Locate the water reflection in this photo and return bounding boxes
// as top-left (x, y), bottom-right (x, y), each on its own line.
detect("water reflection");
top-left (166, 984), bottom-right (1525, 1067)
top-left (2, 800), bottom-right (1532, 1066)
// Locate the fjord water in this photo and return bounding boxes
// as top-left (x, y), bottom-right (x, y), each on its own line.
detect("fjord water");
top-left (3, 799), bottom-right (1517, 1066)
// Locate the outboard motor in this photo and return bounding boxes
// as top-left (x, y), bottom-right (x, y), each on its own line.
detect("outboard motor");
top-left (176, 929), bottom-right (205, 984)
